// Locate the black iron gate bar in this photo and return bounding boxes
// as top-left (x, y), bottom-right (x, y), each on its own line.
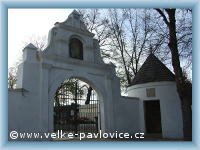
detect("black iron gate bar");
top-left (54, 82), bottom-right (100, 136)
top-left (54, 100), bottom-right (99, 134)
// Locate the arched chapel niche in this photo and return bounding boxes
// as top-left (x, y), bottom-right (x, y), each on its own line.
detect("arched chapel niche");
top-left (69, 38), bottom-right (83, 60)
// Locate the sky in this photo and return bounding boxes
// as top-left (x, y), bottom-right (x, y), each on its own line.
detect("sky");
top-left (8, 9), bottom-right (73, 68)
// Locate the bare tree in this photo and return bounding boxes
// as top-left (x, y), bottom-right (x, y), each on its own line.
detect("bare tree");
top-left (75, 9), bottom-right (192, 95)
top-left (8, 35), bottom-right (48, 89)
top-left (8, 50), bottom-right (23, 89)
top-left (102, 9), bottom-right (161, 92)
top-left (105, 9), bottom-right (131, 86)
top-left (78, 9), bottom-right (111, 59)
top-left (78, 9), bottom-right (159, 92)
top-left (176, 9), bottom-right (192, 71)
top-left (8, 67), bottom-right (17, 89)
top-left (124, 9), bottom-right (159, 76)
top-left (152, 9), bottom-right (192, 72)
top-left (21, 34), bottom-right (47, 51)
top-left (78, 9), bottom-right (111, 102)
top-left (155, 8), bottom-right (192, 141)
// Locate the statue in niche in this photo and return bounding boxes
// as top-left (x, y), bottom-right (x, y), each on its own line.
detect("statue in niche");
top-left (69, 38), bottom-right (83, 60)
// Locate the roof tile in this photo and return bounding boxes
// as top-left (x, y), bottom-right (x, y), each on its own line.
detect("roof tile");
top-left (129, 53), bottom-right (175, 86)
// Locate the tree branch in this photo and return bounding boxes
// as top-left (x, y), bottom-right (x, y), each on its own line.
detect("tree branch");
top-left (155, 9), bottom-right (170, 26)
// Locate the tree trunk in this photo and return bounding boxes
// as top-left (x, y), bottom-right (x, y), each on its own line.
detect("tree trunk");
top-left (85, 86), bottom-right (93, 104)
top-left (165, 9), bottom-right (192, 141)
top-left (181, 97), bottom-right (192, 140)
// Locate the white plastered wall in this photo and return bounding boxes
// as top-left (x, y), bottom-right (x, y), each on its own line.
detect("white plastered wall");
top-left (128, 81), bottom-right (183, 139)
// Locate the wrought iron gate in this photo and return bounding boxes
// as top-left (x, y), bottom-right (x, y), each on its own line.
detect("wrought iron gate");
top-left (54, 81), bottom-right (100, 135)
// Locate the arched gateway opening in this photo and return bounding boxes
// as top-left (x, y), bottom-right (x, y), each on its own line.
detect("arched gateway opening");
top-left (53, 78), bottom-right (101, 136)
top-left (48, 73), bottom-right (108, 141)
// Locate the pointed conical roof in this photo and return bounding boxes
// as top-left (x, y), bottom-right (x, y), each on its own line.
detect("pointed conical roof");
top-left (129, 53), bottom-right (175, 86)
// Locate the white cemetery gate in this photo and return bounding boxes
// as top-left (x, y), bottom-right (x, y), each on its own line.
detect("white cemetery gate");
top-left (8, 10), bottom-right (138, 141)
top-left (8, 10), bottom-right (183, 141)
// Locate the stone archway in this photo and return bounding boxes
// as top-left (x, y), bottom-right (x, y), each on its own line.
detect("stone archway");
top-left (48, 73), bottom-right (108, 139)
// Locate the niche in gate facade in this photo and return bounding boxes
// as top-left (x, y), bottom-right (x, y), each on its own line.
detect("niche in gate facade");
top-left (69, 38), bottom-right (83, 60)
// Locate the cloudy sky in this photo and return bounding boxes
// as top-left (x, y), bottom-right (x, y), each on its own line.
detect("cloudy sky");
top-left (8, 9), bottom-right (73, 68)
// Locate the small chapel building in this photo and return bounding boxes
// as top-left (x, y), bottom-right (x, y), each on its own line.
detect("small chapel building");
top-left (128, 53), bottom-right (183, 139)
